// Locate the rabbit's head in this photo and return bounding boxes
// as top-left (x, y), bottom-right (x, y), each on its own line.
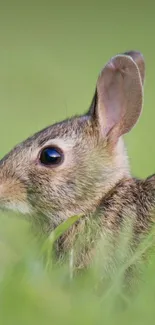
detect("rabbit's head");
top-left (0, 51), bottom-right (145, 227)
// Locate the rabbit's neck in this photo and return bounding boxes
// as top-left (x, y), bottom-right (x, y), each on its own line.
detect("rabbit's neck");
top-left (55, 175), bottom-right (155, 271)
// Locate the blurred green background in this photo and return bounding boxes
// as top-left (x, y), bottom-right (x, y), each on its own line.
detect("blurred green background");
top-left (0, 0), bottom-right (154, 177)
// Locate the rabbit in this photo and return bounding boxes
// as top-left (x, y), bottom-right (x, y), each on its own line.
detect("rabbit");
top-left (0, 50), bottom-right (155, 273)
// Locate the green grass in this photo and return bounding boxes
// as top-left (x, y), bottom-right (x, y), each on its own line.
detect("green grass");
top-left (0, 213), bottom-right (154, 325)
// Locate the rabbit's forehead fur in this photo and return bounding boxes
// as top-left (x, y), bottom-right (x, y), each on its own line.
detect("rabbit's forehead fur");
top-left (1, 116), bottom-right (95, 168)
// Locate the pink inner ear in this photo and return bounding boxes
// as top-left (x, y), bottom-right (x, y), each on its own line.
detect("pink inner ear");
top-left (97, 67), bottom-right (126, 136)
top-left (96, 55), bottom-right (143, 138)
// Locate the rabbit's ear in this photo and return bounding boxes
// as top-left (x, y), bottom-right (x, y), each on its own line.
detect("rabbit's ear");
top-left (123, 51), bottom-right (145, 85)
top-left (89, 54), bottom-right (143, 141)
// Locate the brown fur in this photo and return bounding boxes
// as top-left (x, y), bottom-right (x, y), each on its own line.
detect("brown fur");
top-left (0, 50), bottom-right (154, 273)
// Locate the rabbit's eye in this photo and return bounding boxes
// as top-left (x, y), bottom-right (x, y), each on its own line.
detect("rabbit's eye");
top-left (39, 147), bottom-right (63, 166)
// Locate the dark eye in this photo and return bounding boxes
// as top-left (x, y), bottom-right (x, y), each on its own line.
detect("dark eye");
top-left (39, 147), bottom-right (64, 166)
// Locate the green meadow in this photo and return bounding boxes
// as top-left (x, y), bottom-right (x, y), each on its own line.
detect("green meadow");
top-left (0, 1), bottom-right (155, 324)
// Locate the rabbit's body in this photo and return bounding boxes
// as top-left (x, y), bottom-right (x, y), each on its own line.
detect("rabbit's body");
top-left (0, 51), bottom-right (154, 271)
top-left (56, 176), bottom-right (155, 269)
